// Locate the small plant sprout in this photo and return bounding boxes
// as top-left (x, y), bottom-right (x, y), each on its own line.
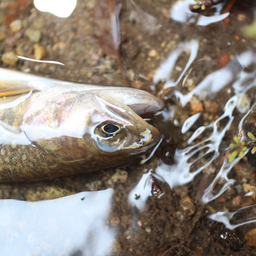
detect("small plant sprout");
top-left (193, 0), bottom-right (206, 10)
top-left (228, 135), bottom-right (248, 163)
top-left (247, 132), bottom-right (256, 154)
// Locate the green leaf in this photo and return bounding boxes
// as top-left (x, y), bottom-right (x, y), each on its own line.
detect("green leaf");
top-left (248, 132), bottom-right (256, 141)
top-left (238, 151), bottom-right (245, 158)
top-left (233, 135), bottom-right (240, 144)
top-left (229, 143), bottom-right (237, 149)
top-left (228, 151), bottom-right (238, 163)
top-left (193, 5), bottom-right (200, 9)
top-left (252, 147), bottom-right (256, 154)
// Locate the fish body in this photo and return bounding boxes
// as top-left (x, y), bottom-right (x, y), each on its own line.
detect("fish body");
top-left (0, 68), bottom-right (163, 182)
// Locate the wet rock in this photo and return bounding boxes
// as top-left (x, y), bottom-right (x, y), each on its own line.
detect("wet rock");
top-left (236, 93), bottom-right (251, 114)
top-left (25, 28), bottom-right (41, 42)
top-left (242, 183), bottom-right (256, 200)
top-left (128, 69), bottom-right (135, 81)
top-left (16, 43), bottom-right (24, 56)
top-left (0, 31), bottom-right (6, 41)
top-left (110, 216), bottom-right (120, 226)
top-left (107, 169), bottom-right (128, 184)
top-left (148, 49), bottom-right (157, 57)
top-left (33, 43), bottom-right (46, 60)
top-left (231, 195), bottom-right (241, 207)
top-left (189, 96), bottom-right (204, 115)
top-left (145, 226), bottom-right (151, 233)
top-left (218, 52), bottom-right (230, 67)
top-left (180, 196), bottom-right (195, 216)
top-left (9, 19), bottom-right (22, 32)
top-left (1, 51), bottom-right (18, 66)
top-left (245, 228), bottom-right (256, 247)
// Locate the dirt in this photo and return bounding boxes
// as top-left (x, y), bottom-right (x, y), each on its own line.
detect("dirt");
top-left (1, 0), bottom-right (256, 255)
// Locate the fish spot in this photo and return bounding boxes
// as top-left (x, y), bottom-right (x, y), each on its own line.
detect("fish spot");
top-left (11, 143), bottom-right (17, 149)
top-left (22, 154), bottom-right (27, 161)
top-left (5, 157), bottom-right (9, 162)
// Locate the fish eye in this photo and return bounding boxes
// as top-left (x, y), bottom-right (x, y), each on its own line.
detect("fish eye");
top-left (102, 124), bottom-right (121, 134)
top-left (97, 123), bottom-right (122, 138)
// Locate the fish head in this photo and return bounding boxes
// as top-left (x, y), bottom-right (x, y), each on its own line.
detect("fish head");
top-left (23, 87), bottom-right (163, 170)
top-left (90, 95), bottom-right (161, 156)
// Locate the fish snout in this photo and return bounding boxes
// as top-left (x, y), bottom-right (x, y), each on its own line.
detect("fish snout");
top-left (127, 125), bottom-right (161, 154)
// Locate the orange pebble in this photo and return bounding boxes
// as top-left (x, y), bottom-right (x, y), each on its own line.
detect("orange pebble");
top-left (218, 52), bottom-right (230, 68)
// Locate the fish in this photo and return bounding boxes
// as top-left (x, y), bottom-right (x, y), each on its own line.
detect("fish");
top-left (0, 68), bottom-right (163, 182)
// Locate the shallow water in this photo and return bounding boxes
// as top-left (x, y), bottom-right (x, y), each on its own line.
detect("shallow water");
top-left (0, 0), bottom-right (256, 255)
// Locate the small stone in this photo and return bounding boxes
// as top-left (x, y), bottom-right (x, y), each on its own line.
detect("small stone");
top-left (231, 195), bottom-right (241, 207)
top-left (33, 44), bottom-right (46, 60)
top-left (107, 169), bottom-right (128, 184)
top-left (16, 43), bottom-right (25, 56)
top-left (148, 49), bottom-right (157, 57)
top-left (131, 80), bottom-right (143, 89)
top-left (190, 96), bottom-right (204, 115)
top-left (236, 93), bottom-right (250, 114)
top-left (1, 51), bottom-right (18, 66)
top-left (25, 29), bottom-right (41, 43)
top-left (145, 227), bottom-right (151, 233)
top-left (245, 228), bottom-right (256, 247)
top-left (110, 216), bottom-right (120, 226)
top-left (9, 19), bottom-right (22, 32)
top-left (128, 69), bottom-right (135, 81)
top-left (243, 183), bottom-right (256, 200)
top-left (0, 31), bottom-right (6, 41)
top-left (180, 196), bottom-right (195, 216)
top-left (137, 220), bottom-right (142, 227)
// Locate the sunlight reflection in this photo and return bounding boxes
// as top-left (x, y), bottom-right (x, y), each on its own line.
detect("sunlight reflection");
top-left (0, 189), bottom-right (115, 256)
top-left (34, 0), bottom-right (77, 18)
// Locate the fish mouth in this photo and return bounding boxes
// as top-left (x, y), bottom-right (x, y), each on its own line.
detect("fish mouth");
top-left (124, 126), bottom-right (161, 153)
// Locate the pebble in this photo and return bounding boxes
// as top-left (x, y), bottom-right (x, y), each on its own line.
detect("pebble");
top-left (25, 29), bottom-right (41, 43)
top-left (243, 183), bottom-right (256, 200)
top-left (180, 196), bottom-right (195, 216)
top-left (189, 96), bottom-right (204, 115)
top-left (231, 195), bottom-right (241, 207)
top-left (16, 43), bottom-right (25, 56)
top-left (131, 80), bottom-right (143, 89)
top-left (33, 43), bottom-right (46, 60)
top-left (9, 19), bottom-right (22, 32)
top-left (148, 49), bottom-right (157, 57)
top-left (128, 69), bottom-right (135, 81)
top-left (145, 227), bottom-right (151, 233)
top-left (1, 51), bottom-right (18, 66)
top-left (236, 92), bottom-right (251, 114)
top-left (107, 169), bottom-right (128, 184)
top-left (245, 228), bottom-right (256, 247)
top-left (0, 31), bottom-right (5, 41)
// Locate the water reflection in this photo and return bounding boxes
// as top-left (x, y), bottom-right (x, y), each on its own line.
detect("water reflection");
top-left (0, 189), bottom-right (115, 256)
top-left (210, 204), bottom-right (256, 230)
top-left (170, 0), bottom-right (228, 26)
top-left (34, 0), bottom-right (77, 18)
top-left (130, 42), bottom-right (256, 220)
